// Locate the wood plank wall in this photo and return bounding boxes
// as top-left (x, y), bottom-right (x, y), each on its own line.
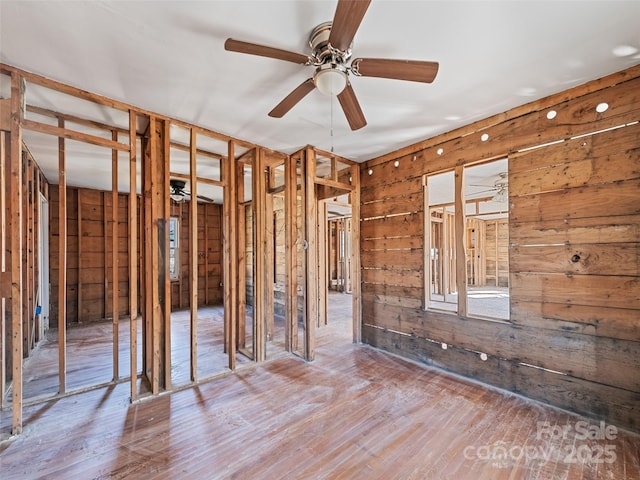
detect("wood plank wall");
top-left (0, 137), bottom-right (48, 395)
top-left (170, 200), bottom-right (223, 309)
top-left (49, 186), bottom-right (223, 327)
top-left (360, 65), bottom-right (640, 432)
top-left (484, 219), bottom-right (508, 287)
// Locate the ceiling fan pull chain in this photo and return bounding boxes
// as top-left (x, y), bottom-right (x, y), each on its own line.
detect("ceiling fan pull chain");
top-left (330, 95), bottom-right (334, 153)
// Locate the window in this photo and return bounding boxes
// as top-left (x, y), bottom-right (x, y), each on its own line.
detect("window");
top-left (424, 171), bottom-right (457, 312)
top-left (168, 216), bottom-right (179, 281)
top-left (424, 159), bottom-right (510, 321)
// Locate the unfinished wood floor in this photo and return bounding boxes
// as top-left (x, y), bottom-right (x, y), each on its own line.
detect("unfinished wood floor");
top-left (9, 305), bottom-right (261, 403)
top-left (1, 293), bottom-right (639, 479)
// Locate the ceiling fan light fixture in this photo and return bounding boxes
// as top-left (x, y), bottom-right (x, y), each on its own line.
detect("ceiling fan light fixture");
top-left (314, 65), bottom-right (347, 96)
top-left (170, 192), bottom-right (184, 203)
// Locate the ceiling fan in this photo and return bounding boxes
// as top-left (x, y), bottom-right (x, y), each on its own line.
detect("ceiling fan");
top-left (170, 179), bottom-right (215, 203)
top-left (469, 173), bottom-right (509, 202)
top-left (224, 0), bottom-right (439, 130)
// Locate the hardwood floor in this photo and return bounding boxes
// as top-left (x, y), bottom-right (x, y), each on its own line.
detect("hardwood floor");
top-left (1, 293), bottom-right (639, 479)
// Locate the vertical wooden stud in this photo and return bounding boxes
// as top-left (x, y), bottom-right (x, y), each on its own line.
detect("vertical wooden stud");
top-left (162, 120), bottom-right (171, 390)
top-left (284, 154), bottom-right (298, 352)
top-left (454, 165), bottom-right (467, 317)
top-left (317, 201), bottom-right (328, 327)
top-left (422, 175), bottom-right (429, 309)
top-left (265, 181), bottom-right (274, 340)
top-left (189, 128), bottom-right (198, 381)
top-left (111, 131), bottom-right (119, 380)
top-left (236, 163), bottom-right (246, 351)
top-left (252, 148), bottom-right (266, 362)
top-left (0, 132), bottom-right (6, 406)
top-left (350, 163), bottom-right (361, 344)
top-left (10, 73), bottom-right (24, 434)
top-left (223, 140), bottom-right (237, 370)
top-left (57, 117), bottom-right (67, 396)
top-left (77, 189), bottom-right (83, 323)
top-left (304, 147), bottom-right (317, 360)
top-left (129, 110), bottom-right (137, 401)
top-left (103, 193), bottom-right (108, 319)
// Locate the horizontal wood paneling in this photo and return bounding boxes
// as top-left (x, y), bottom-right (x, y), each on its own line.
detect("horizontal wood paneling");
top-left (361, 192), bottom-right (422, 218)
top-left (510, 301), bottom-right (639, 341)
top-left (363, 326), bottom-right (640, 432)
top-left (360, 212), bottom-right (423, 239)
top-left (360, 66), bottom-right (640, 432)
top-left (510, 243), bottom-right (639, 276)
top-left (510, 214), bottom-right (640, 245)
top-left (360, 249), bottom-right (423, 270)
top-left (362, 300), bottom-right (640, 393)
top-left (362, 268), bottom-right (422, 288)
top-left (510, 178), bottom-right (640, 223)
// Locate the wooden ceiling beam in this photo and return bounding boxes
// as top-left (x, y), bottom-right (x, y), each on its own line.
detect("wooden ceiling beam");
top-left (22, 118), bottom-right (130, 151)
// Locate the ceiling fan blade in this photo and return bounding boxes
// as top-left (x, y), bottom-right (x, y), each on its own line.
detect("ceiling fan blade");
top-left (329, 0), bottom-right (371, 51)
top-left (337, 83), bottom-right (367, 131)
top-left (196, 194), bottom-right (216, 203)
top-left (269, 78), bottom-right (316, 118)
top-left (224, 38), bottom-right (310, 64)
top-left (353, 58), bottom-right (439, 83)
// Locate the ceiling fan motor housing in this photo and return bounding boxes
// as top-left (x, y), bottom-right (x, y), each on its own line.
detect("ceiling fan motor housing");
top-left (310, 22), bottom-right (351, 96)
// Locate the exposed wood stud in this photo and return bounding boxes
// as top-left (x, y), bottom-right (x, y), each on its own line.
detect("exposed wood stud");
top-left (0, 131), bottom-right (7, 407)
top-left (236, 161), bottom-right (246, 352)
top-left (350, 163), bottom-right (361, 343)
top-left (284, 154), bottom-right (298, 352)
top-left (454, 166), bottom-right (467, 317)
top-left (10, 73), bottom-right (24, 434)
top-left (162, 120), bottom-right (171, 391)
top-left (77, 190), bottom-right (83, 324)
top-left (252, 148), bottom-right (267, 362)
top-left (111, 131), bottom-right (119, 380)
top-left (57, 116), bottom-right (67, 397)
top-left (304, 147), bottom-right (317, 360)
top-left (128, 110), bottom-right (138, 402)
top-left (189, 128), bottom-right (198, 382)
top-left (223, 140), bottom-right (237, 370)
top-left (265, 186), bottom-right (274, 340)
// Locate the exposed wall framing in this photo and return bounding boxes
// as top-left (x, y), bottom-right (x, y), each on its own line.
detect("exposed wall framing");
top-left (0, 63), bottom-right (293, 435)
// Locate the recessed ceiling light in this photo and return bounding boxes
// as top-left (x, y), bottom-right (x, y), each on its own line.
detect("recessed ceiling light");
top-left (596, 102), bottom-right (609, 113)
top-left (546, 110), bottom-right (557, 120)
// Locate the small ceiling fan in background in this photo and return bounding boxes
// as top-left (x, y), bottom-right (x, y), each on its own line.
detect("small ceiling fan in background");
top-left (170, 179), bottom-right (215, 203)
top-left (469, 173), bottom-right (509, 203)
top-left (224, 0), bottom-right (439, 130)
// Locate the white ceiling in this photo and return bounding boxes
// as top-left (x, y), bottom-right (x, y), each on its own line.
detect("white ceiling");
top-left (1, 0), bottom-right (640, 195)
